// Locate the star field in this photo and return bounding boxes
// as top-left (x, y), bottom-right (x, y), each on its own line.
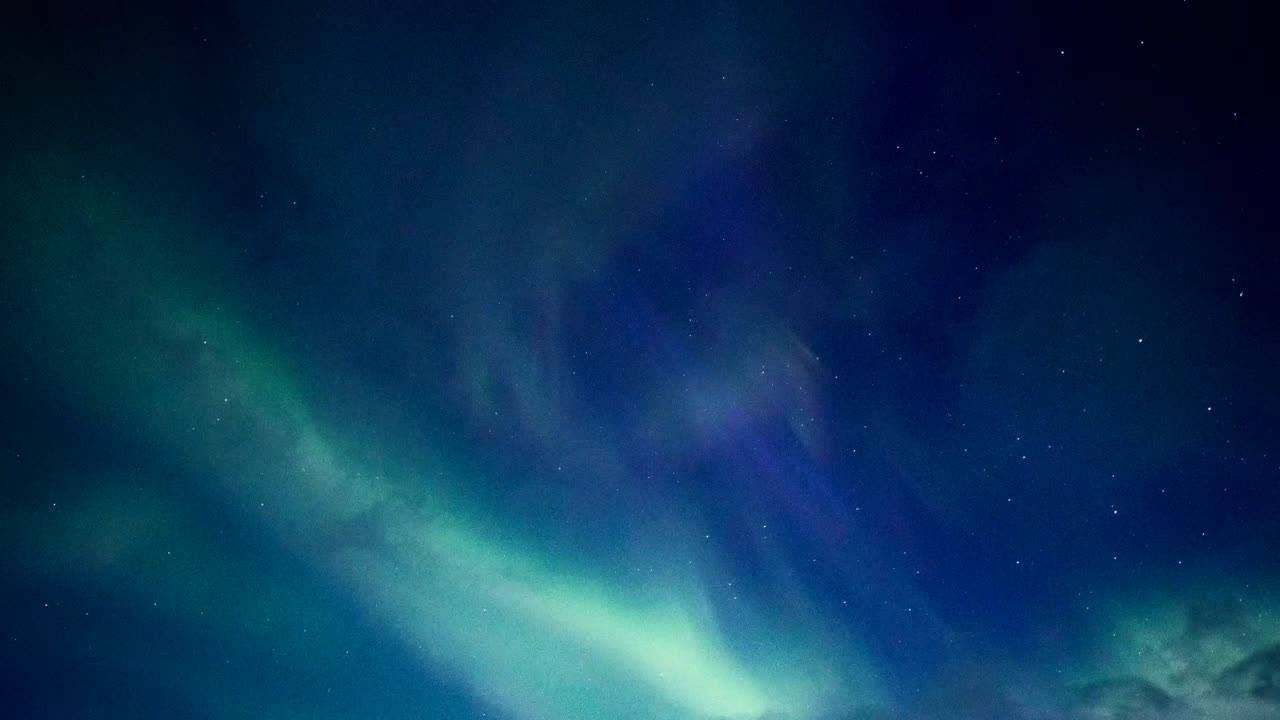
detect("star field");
top-left (1, 1), bottom-right (1277, 719)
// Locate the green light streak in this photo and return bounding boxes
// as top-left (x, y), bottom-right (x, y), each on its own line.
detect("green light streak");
top-left (3, 148), bottom-right (874, 720)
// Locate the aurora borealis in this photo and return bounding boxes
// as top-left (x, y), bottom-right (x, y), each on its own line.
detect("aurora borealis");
top-left (3, 1), bottom-right (1278, 719)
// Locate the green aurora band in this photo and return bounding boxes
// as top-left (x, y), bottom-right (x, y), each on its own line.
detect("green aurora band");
top-left (3, 146), bottom-right (877, 720)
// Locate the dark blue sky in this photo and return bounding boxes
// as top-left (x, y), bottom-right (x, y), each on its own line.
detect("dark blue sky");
top-left (3, 1), bottom-right (1277, 718)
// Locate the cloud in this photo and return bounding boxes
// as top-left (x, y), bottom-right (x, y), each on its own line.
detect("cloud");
top-left (1215, 644), bottom-right (1280, 704)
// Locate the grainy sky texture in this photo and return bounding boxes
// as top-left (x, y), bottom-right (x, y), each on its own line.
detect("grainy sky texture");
top-left (2, 1), bottom-right (1277, 719)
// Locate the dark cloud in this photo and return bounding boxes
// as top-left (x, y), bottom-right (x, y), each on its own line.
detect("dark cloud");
top-left (1216, 645), bottom-right (1280, 705)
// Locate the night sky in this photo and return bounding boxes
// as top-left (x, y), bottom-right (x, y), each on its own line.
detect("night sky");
top-left (2, 1), bottom-right (1278, 718)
